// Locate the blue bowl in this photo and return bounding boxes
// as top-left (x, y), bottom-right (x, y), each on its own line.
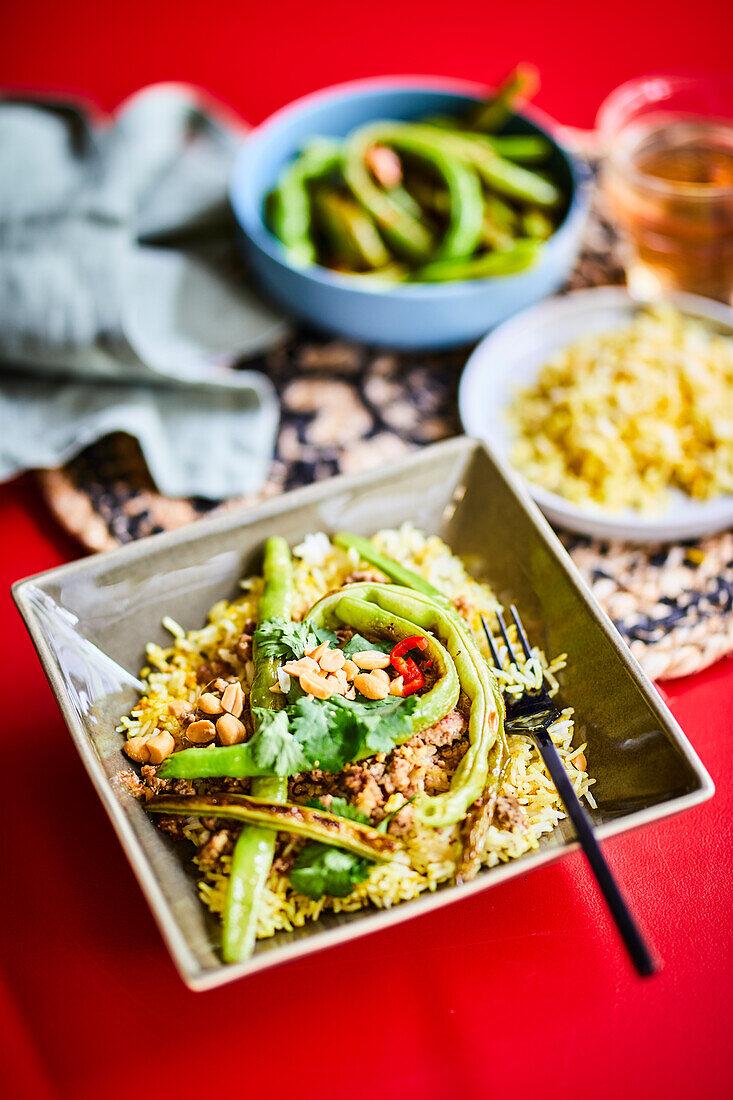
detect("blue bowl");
top-left (230, 77), bottom-right (591, 350)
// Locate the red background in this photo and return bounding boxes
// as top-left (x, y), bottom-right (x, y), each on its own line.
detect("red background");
top-left (1, 2), bottom-right (732, 1098)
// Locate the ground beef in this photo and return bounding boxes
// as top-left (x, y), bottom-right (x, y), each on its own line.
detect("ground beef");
top-left (235, 621), bottom-right (256, 663)
top-left (495, 795), bottom-right (528, 833)
top-left (196, 829), bottom-right (235, 870)
top-left (140, 766), bottom-right (196, 798)
top-left (342, 764), bottom-right (385, 817)
top-left (420, 708), bottom-right (467, 747)
top-left (156, 815), bottom-right (191, 842)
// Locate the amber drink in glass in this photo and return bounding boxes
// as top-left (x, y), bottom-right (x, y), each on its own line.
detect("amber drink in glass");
top-left (599, 75), bottom-right (733, 304)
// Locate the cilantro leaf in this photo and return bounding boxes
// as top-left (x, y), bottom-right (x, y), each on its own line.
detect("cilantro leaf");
top-left (306, 796), bottom-right (370, 824)
top-left (291, 796), bottom-right (373, 899)
top-left (289, 844), bottom-right (371, 900)
top-left (343, 633), bottom-right (392, 658)
top-left (253, 618), bottom-right (336, 661)
top-left (330, 694), bottom-right (418, 756)
top-left (249, 708), bottom-right (308, 775)
top-left (290, 696), bottom-right (362, 772)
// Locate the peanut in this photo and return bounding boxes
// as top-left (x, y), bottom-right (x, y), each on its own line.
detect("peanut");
top-left (572, 751), bottom-right (587, 772)
top-left (325, 673), bottom-right (347, 695)
top-left (168, 700), bottom-right (191, 718)
top-left (353, 672), bottom-right (389, 700)
top-left (319, 647), bottom-right (346, 672)
top-left (146, 730), bottom-right (176, 764)
top-left (389, 675), bottom-right (405, 696)
top-left (307, 641), bottom-right (329, 663)
top-left (198, 692), bottom-right (224, 716)
top-left (353, 650), bottom-right (391, 670)
top-left (221, 681), bottom-right (244, 718)
top-left (282, 657), bottom-right (319, 676)
top-left (216, 713), bottom-right (247, 746)
top-left (124, 735), bottom-right (151, 764)
top-left (300, 670), bottom-right (335, 699)
top-left (343, 659), bottom-right (359, 680)
top-left (371, 668), bottom-right (390, 687)
top-left (186, 719), bottom-right (217, 744)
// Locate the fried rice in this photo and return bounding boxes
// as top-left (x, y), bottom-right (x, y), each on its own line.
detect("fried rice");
top-left (119, 524), bottom-right (595, 939)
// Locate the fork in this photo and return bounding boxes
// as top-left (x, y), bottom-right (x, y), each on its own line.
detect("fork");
top-left (482, 606), bottom-right (657, 977)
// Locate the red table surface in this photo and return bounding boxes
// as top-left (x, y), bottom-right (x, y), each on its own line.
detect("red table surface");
top-left (1, 3), bottom-right (733, 1097)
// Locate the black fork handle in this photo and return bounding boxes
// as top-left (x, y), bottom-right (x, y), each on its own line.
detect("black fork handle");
top-left (534, 726), bottom-right (657, 977)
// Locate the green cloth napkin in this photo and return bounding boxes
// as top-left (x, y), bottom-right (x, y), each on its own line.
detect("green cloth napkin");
top-left (0, 84), bottom-right (290, 499)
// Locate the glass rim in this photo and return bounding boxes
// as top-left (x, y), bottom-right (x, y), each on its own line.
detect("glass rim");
top-left (598, 72), bottom-right (733, 201)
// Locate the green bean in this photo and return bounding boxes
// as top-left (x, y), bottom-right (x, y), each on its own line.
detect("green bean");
top-left (521, 208), bottom-right (555, 240)
top-left (484, 193), bottom-right (519, 231)
top-left (269, 138), bottom-right (342, 266)
top-left (333, 532), bottom-right (452, 608)
top-left (343, 130), bottom-right (434, 261)
top-left (472, 63), bottom-right (540, 132)
top-left (424, 125), bottom-right (552, 163)
top-left (413, 239), bottom-right (540, 282)
top-left (313, 188), bottom-right (390, 270)
top-left (148, 793), bottom-right (403, 862)
top-left (333, 535), bottom-right (508, 828)
top-left (405, 126), bottom-right (560, 207)
top-left (222, 536), bottom-right (293, 963)
top-left (345, 122), bottom-right (484, 261)
top-left (480, 212), bottom-right (515, 252)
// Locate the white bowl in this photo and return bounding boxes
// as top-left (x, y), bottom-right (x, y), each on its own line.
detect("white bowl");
top-left (459, 287), bottom-right (733, 542)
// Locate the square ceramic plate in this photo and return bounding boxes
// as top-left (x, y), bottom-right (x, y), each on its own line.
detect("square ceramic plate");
top-left (13, 437), bottom-right (714, 990)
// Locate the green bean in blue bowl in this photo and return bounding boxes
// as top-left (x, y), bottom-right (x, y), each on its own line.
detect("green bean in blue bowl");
top-left (230, 73), bottom-right (590, 349)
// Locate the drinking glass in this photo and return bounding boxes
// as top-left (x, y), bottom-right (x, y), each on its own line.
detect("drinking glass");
top-left (598, 74), bottom-right (733, 304)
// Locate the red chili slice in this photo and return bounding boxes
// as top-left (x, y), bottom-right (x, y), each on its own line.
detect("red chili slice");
top-left (390, 637), bottom-right (428, 697)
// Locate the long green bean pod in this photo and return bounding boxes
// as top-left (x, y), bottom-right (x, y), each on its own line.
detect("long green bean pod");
top-left (148, 793), bottom-right (403, 861)
top-left (222, 536), bottom-right (293, 963)
top-left (397, 125), bottom-right (561, 208)
top-left (471, 64), bottom-right (540, 132)
top-left (334, 534), bottom-right (509, 827)
top-left (269, 138), bottom-right (342, 265)
top-left (413, 239), bottom-right (540, 283)
top-left (345, 122), bottom-right (484, 261)
top-left (313, 188), bottom-right (391, 270)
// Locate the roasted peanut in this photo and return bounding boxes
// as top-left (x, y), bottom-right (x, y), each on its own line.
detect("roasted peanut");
top-left (370, 668), bottom-right (390, 688)
top-left (343, 659), bottom-right (359, 680)
top-left (300, 670), bottom-right (335, 699)
top-left (389, 675), bottom-right (405, 696)
top-left (216, 713), bottom-right (247, 745)
top-left (319, 647), bottom-right (346, 672)
top-left (353, 672), bottom-right (389, 700)
top-left (221, 681), bottom-right (244, 718)
top-left (572, 751), bottom-right (587, 771)
top-left (168, 700), bottom-right (191, 718)
top-left (307, 641), bottom-right (330, 663)
top-left (198, 692), bottom-right (224, 716)
top-left (124, 735), bottom-right (151, 763)
top-left (186, 719), bottom-right (217, 744)
top-left (325, 673), bottom-right (347, 695)
top-left (146, 730), bottom-right (176, 764)
top-left (282, 657), bottom-right (319, 676)
top-left (353, 650), bottom-right (391, 670)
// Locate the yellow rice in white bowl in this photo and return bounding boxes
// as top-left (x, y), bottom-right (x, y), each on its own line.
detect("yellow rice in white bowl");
top-left (119, 524), bottom-right (594, 939)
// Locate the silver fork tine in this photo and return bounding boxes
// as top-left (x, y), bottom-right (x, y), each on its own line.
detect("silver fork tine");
top-left (480, 614), bottom-right (503, 670)
top-left (495, 608), bottom-right (518, 667)
top-left (510, 605), bottom-right (533, 660)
